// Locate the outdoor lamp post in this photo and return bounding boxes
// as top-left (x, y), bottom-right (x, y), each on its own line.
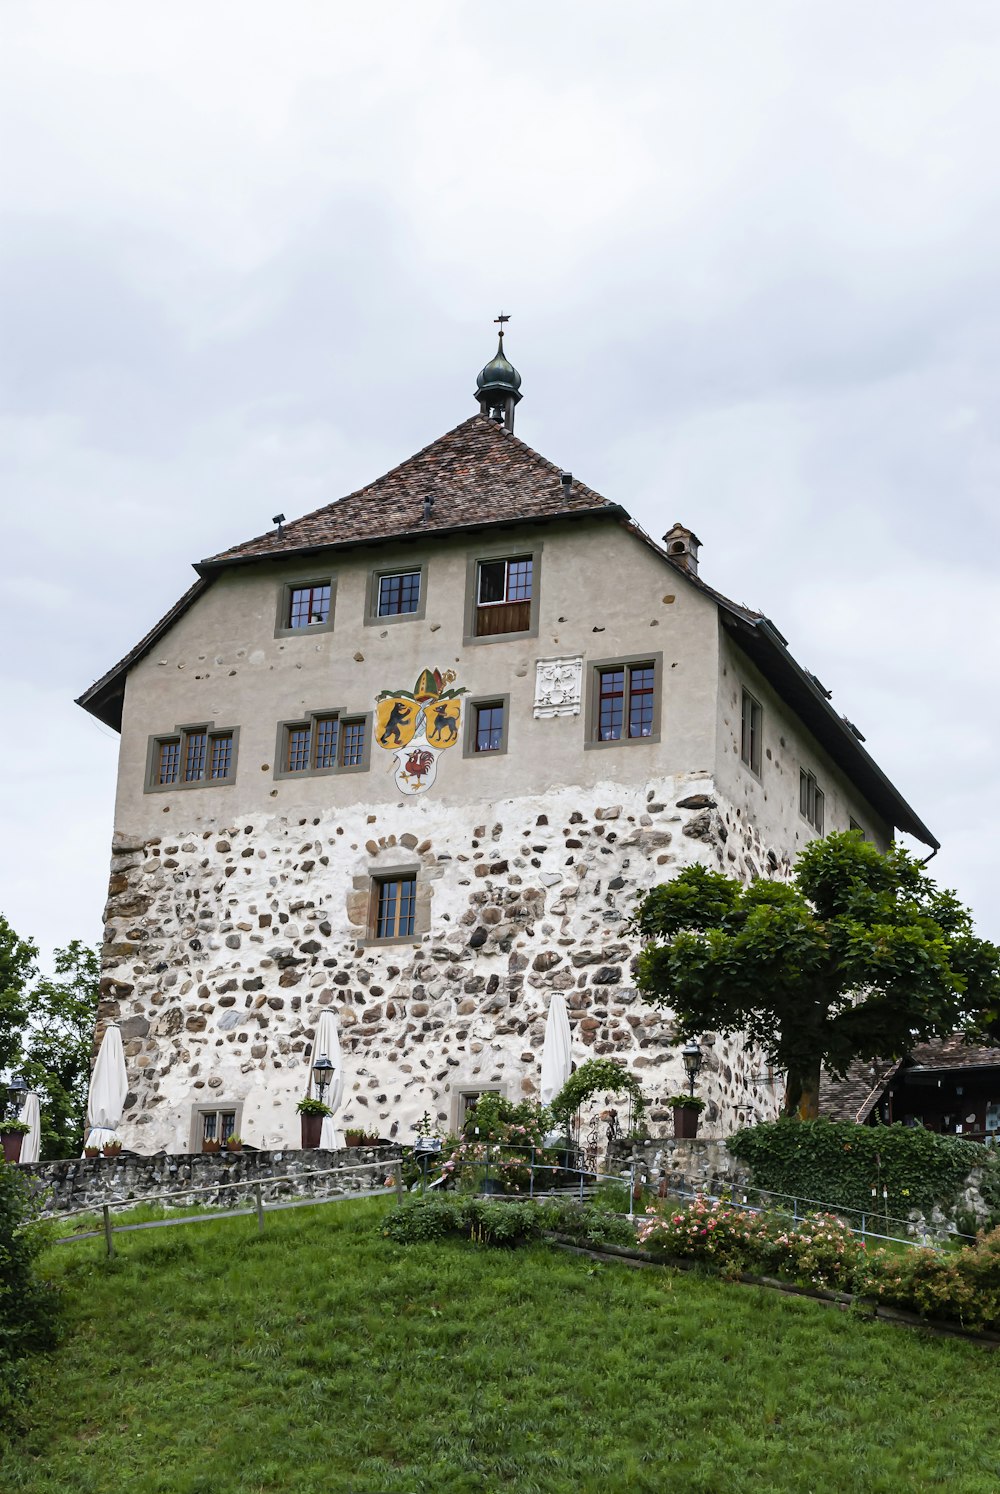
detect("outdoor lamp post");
top-left (311, 1052), bottom-right (334, 1107)
top-left (681, 1042), bottom-right (703, 1098)
top-left (6, 1075), bottom-right (28, 1121)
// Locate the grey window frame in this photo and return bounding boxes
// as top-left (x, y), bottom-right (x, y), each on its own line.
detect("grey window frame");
top-left (188, 1100), bottom-right (244, 1153)
top-left (144, 722), bottom-right (240, 794)
top-left (584, 653), bottom-right (662, 749)
top-left (273, 710), bottom-right (372, 780)
top-left (463, 694), bottom-right (511, 758)
top-left (463, 541), bottom-right (542, 646)
top-left (274, 575), bottom-right (337, 639)
top-left (741, 689), bottom-right (762, 777)
top-left (800, 769), bottom-right (825, 832)
top-left (451, 1086), bottom-right (505, 1133)
top-left (849, 817), bottom-right (867, 839)
top-left (364, 562), bottom-right (428, 626)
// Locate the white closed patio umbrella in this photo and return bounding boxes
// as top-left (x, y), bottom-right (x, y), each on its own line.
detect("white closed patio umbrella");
top-left (84, 1022), bottom-right (128, 1152)
top-left (540, 993), bottom-right (572, 1108)
top-left (19, 1092), bottom-right (41, 1164)
top-left (313, 1009), bottom-right (345, 1149)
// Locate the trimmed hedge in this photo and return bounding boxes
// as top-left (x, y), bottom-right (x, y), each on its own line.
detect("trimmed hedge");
top-left (729, 1118), bottom-right (992, 1220)
top-left (382, 1195), bottom-right (638, 1250)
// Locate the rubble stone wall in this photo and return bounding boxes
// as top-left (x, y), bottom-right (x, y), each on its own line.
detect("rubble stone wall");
top-left (23, 1145), bottom-right (401, 1218)
top-left (98, 771), bottom-right (785, 1155)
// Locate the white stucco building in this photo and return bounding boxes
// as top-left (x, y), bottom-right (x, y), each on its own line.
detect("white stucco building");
top-left (78, 332), bottom-right (936, 1153)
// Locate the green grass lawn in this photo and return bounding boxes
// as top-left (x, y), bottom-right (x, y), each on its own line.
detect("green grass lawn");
top-left (3, 1197), bottom-right (999, 1494)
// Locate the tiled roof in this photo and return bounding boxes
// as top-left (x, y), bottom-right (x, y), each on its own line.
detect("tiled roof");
top-left (821, 1037), bottom-right (1000, 1123)
top-left (199, 415), bottom-right (619, 570)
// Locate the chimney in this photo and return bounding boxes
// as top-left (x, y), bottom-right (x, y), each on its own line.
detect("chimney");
top-left (662, 522), bottom-right (701, 578)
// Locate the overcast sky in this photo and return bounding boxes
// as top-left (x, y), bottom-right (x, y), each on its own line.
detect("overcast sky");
top-left (3, 2), bottom-right (1000, 971)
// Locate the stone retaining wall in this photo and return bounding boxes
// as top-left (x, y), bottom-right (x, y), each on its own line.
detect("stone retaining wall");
top-left (606, 1137), bottom-right (749, 1195)
top-left (21, 1145), bottom-right (403, 1218)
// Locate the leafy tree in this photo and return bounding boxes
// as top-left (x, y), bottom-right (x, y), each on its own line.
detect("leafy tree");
top-left (0, 920), bottom-right (99, 1159)
top-left (0, 916), bottom-right (37, 1083)
top-left (632, 832), bottom-right (1000, 1119)
top-left (20, 941), bottom-right (100, 1159)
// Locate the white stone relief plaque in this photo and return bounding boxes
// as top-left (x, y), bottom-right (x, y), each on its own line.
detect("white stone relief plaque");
top-left (533, 655), bottom-right (584, 718)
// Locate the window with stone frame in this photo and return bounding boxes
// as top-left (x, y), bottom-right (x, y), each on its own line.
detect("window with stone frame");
top-left (800, 769), bottom-right (825, 832)
top-left (147, 724), bottom-right (238, 792)
top-left (372, 874), bottom-right (417, 941)
top-left (276, 712), bottom-right (370, 778)
top-left (188, 1101), bottom-right (243, 1153)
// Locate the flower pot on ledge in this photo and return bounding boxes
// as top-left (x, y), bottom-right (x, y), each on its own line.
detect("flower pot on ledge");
top-left (1, 1129), bottom-right (25, 1164)
top-left (672, 1105), bottom-right (702, 1140)
top-left (300, 1113), bottom-right (323, 1150)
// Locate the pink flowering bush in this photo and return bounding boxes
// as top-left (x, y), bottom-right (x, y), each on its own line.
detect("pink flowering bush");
top-left (637, 1197), bottom-right (865, 1289)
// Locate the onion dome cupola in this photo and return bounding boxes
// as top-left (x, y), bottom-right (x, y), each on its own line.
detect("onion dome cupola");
top-left (475, 313), bottom-right (522, 431)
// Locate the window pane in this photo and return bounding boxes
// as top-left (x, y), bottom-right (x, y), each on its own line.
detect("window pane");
top-left (506, 557), bottom-right (533, 602)
top-left (814, 788), bottom-right (825, 834)
top-left (627, 665), bottom-right (654, 738)
top-left (378, 571), bottom-right (420, 616)
top-left (203, 1112), bottom-right (218, 1142)
top-left (220, 1112), bottom-right (236, 1143)
top-left (800, 771), bottom-right (810, 818)
top-left (598, 668), bottom-right (624, 740)
top-left (184, 731), bottom-right (207, 781)
top-left (475, 703), bottom-right (504, 752)
top-left (289, 583), bottom-right (331, 628)
top-left (341, 719), bottom-right (365, 767)
top-left (286, 726), bottom-right (311, 772)
top-left (478, 560), bottom-right (506, 605)
top-left (209, 733), bottom-right (233, 780)
top-left (377, 876), bottom-right (416, 938)
top-left (157, 739), bottom-right (180, 785)
top-left (315, 716), bottom-right (339, 769)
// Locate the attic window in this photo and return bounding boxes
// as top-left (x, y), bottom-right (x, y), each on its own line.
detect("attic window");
top-left (276, 577), bottom-right (336, 637)
top-left (475, 556), bottom-right (532, 637)
top-left (289, 583), bottom-right (331, 628)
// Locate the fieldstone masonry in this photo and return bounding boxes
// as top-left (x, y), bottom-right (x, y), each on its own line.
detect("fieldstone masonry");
top-left (99, 771), bottom-right (786, 1154)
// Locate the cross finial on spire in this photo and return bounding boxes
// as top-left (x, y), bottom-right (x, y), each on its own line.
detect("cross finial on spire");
top-left (494, 311), bottom-right (510, 345)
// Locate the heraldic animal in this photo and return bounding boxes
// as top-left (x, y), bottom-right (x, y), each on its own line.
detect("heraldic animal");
top-left (429, 702), bottom-right (459, 744)
top-left (403, 749), bottom-right (435, 786)
top-left (380, 701), bottom-right (411, 745)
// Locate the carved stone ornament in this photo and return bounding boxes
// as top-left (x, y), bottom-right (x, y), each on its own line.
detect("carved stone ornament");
top-left (533, 655), bottom-right (584, 718)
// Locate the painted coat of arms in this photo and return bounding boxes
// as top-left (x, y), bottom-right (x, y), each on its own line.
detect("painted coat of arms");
top-left (376, 667), bottom-right (466, 795)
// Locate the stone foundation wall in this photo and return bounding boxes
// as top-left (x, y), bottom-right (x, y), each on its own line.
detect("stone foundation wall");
top-left (606, 1137), bottom-right (750, 1195)
top-left (22, 1146), bottom-right (402, 1218)
top-left (98, 773), bottom-right (786, 1154)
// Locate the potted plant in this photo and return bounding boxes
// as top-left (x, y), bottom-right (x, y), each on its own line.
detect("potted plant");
top-left (202, 1138), bottom-right (223, 1154)
top-left (0, 1118), bottom-right (30, 1164)
top-left (84, 1144), bottom-right (101, 1159)
top-left (296, 1097), bottom-right (331, 1149)
top-left (102, 1138), bottom-right (123, 1157)
top-left (225, 1134), bottom-right (244, 1153)
top-left (667, 1094), bottom-right (706, 1140)
top-left (344, 1128), bottom-right (365, 1148)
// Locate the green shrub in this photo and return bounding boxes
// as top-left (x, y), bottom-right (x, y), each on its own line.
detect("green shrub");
top-left (382, 1196), bottom-right (547, 1248)
top-left (729, 1118), bottom-right (982, 1219)
top-left (864, 1228), bottom-right (1000, 1330)
top-left (0, 1159), bottom-right (60, 1422)
top-left (535, 1197), bottom-right (638, 1248)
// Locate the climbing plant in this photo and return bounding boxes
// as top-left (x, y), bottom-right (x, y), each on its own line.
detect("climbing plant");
top-left (729, 1117), bottom-right (993, 1219)
top-left (550, 1058), bottom-right (646, 1126)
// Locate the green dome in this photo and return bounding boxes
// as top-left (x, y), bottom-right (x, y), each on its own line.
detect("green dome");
top-left (476, 336), bottom-right (522, 397)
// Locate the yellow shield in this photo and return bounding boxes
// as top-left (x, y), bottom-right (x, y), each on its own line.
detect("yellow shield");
top-left (376, 696), bottom-right (418, 750)
top-left (425, 698), bottom-right (462, 750)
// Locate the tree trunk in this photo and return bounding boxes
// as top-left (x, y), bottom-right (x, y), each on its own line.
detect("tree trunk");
top-left (782, 1059), bottom-right (821, 1120)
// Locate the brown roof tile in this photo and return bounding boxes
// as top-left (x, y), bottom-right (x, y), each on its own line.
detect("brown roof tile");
top-left (200, 414), bottom-right (619, 569)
